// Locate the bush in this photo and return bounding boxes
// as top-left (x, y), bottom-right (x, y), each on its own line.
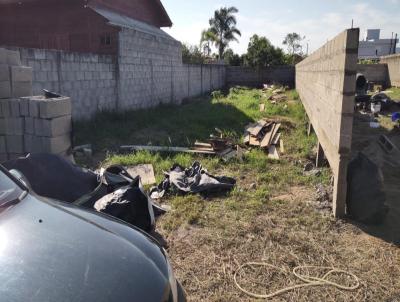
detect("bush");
top-left (211, 90), bottom-right (223, 100)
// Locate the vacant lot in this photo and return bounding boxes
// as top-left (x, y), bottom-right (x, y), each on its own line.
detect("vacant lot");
top-left (76, 88), bottom-right (400, 301)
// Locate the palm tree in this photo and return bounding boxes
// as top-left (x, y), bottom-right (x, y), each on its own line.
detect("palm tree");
top-left (206, 7), bottom-right (241, 59)
top-left (200, 29), bottom-right (216, 57)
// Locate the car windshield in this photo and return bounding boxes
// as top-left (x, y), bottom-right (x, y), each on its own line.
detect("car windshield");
top-left (0, 168), bottom-right (24, 207)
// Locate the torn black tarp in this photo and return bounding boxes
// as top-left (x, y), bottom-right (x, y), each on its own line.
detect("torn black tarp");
top-left (150, 161), bottom-right (236, 199)
top-left (3, 153), bottom-right (99, 202)
top-left (93, 166), bottom-right (155, 232)
top-left (3, 154), bottom-right (157, 232)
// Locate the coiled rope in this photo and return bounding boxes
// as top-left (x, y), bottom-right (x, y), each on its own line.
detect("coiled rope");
top-left (234, 262), bottom-right (360, 299)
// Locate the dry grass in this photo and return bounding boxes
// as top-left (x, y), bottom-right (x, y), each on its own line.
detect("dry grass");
top-left (159, 185), bottom-right (400, 301)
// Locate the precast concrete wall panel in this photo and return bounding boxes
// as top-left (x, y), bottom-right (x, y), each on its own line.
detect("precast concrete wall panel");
top-left (381, 54), bottom-right (400, 87)
top-left (296, 28), bottom-right (359, 217)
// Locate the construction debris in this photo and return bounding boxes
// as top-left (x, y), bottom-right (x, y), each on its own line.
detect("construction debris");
top-left (150, 161), bottom-right (236, 199)
top-left (244, 119), bottom-right (283, 159)
top-left (121, 132), bottom-right (243, 161)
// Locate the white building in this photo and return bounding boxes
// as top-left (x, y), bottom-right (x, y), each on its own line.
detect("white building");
top-left (358, 29), bottom-right (398, 60)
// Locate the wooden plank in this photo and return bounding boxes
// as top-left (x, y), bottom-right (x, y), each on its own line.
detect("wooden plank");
top-left (280, 139), bottom-right (285, 154)
top-left (194, 141), bottom-right (213, 148)
top-left (120, 145), bottom-right (216, 154)
top-left (269, 123), bottom-right (281, 146)
top-left (126, 164), bottom-right (156, 185)
top-left (249, 136), bottom-right (261, 146)
top-left (271, 133), bottom-right (281, 145)
top-left (247, 120), bottom-right (268, 136)
top-left (244, 122), bottom-right (258, 133)
top-left (268, 145), bottom-right (280, 160)
top-left (260, 123), bottom-right (276, 148)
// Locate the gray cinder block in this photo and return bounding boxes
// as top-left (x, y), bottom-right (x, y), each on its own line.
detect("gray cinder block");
top-left (21, 96), bottom-right (41, 117)
top-left (10, 66), bottom-right (33, 83)
top-left (0, 152), bottom-right (7, 163)
top-left (0, 136), bottom-right (6, 153)
top-left (6, 135), bottom-right (24, 153)
top-left (8, 99), bottom-right (21, 117)
top-left (0, 49), bottom-right (21, 66)
top-left (24, 134), bottom-right (42, 153)
top-left (0, 81), bottom-right (11, 99)
top-left (34, 115), bottom-right (72, 137)
top-left (6, 49), bottom-right (21, 66)
top-left (0, 64), bottom-right (10, 82)
top-left (24, 117), bottom-right (34, 134)
top-left (40, 134), bottom-right (71, 154)
top-left (1, 117), bottom-right (24, 135)
top-left (39, 96), bottom-right (72, 118)
top-left (12, 81), bottom-right (32, 98)
top-left (0, 100), bottom-right (10, 117)
top-left (19, 98), bottom-right (30, 116)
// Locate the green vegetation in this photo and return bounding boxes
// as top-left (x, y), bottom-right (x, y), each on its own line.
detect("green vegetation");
top-left (387, 86), bottom-right (400, 100)
top-left (75, 87), bottom-right (328, 230)
top-left (244, 34), bottom-right (286, 67)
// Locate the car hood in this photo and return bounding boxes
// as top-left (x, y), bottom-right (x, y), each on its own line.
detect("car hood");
top-left (0, 193), bottom-right (170, 302)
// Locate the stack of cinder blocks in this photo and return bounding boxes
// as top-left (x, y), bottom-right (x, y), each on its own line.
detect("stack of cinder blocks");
top-left (0, 48), bottom-right (72, 163)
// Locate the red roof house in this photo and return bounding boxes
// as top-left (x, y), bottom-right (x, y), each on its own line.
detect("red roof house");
top-left (0, 0), bottom-right (174, 54)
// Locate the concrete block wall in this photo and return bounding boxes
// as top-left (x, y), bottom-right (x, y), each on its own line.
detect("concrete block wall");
top-left (381, 54), bottom-right (400, 87)
top-left (296, 28), bottom-right (359, 217)
top-left (3, 28), bottom-right (227, 120)
top-left (0, 48), bottom-right (73, 163)
top-left (2, 47), bottom-right (117, 120)
top-left (357, 64), bottom-right (389, 87)
top-left (226, 66), bottom-right (295, 87)
top-left (118, 28), bottom-right (226, 110)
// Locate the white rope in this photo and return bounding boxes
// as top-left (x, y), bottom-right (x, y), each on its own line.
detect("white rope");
top-left (234, 262), bottom-right (360, 299)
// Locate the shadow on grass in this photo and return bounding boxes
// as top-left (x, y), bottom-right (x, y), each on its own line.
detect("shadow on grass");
top-left (74, 96), bottom-right (254, 154)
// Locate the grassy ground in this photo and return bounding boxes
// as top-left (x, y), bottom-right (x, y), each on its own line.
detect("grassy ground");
top-left (386, 87), bottom-right (400, 101)
top-left (75, 88), bottom-right (400, 301)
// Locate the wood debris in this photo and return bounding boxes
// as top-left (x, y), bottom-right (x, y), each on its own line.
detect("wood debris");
top-left (243, 119), bottom-right (283, 159)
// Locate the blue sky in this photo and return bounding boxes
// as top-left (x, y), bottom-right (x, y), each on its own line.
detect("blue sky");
top-left (162, 0), bottom-right (400, 54)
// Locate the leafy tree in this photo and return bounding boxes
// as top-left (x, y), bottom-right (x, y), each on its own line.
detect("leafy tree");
top-left (182, 43), bottom-right (205, 64)
top-left (283, 33), bottom-right (305, 64)
top-left (204, 6), bottom-right (241, 59)
top-left (244, 34), bottom-right (286, 67)
top-left (223, 48), bottom-right (243, 66)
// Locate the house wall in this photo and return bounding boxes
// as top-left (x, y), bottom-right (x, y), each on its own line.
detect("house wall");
top-left (88, 0), bottom-right (171, 27)
top-left (296, 28), bottom-right (359, 217)
top-left (226, 66), bottom-right (295, 87)
top-left (381, 54), bottom-right (400, 87)
top-left (0, 0), bottom-right (119, 54)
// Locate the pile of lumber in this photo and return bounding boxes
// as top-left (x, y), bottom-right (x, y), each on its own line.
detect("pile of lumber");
top-left (244, 120), bottom-right (284, 159)
top-left (193, 138), bottom-right (244, 161)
